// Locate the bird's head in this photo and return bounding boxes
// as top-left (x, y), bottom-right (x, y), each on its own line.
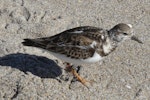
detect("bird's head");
top-left (109, 23), bottom-right (143, 44)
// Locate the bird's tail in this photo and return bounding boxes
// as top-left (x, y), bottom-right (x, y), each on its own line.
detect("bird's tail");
top-left (22, 39), bottom-right (47, 49)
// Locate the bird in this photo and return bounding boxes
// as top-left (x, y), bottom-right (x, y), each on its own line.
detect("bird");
top-left (22, 23), bottom-right (143, 87)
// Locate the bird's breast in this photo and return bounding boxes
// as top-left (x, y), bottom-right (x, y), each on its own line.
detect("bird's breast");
top-left (102, 38), bottom-right (114, 54)
top-left (81, 51), bottom-right (102, 63)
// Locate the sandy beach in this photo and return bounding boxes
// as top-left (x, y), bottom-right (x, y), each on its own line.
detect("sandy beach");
top-left (0, 0), bottom-right (149, 99)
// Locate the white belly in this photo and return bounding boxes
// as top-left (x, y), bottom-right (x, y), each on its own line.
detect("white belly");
top-left (49, 51), bottom-right (102, 65)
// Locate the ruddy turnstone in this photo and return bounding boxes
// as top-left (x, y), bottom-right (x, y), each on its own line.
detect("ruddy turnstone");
top-left (22, 23), bottom-right (143, 87)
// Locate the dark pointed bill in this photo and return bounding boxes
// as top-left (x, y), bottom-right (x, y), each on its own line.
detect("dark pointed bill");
top-left (131, 36), bottom-right (143, 44)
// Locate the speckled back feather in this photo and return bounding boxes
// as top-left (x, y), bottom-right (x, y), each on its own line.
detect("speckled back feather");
top-left (22, 26), bottom-right (107, 59)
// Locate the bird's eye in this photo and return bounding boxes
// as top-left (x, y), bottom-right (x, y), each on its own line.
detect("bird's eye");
top-left (123, 33), bottom-right (128, 35)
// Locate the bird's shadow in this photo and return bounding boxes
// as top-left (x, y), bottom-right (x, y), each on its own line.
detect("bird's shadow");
top-left (0, 53), bottom-right (62, 78)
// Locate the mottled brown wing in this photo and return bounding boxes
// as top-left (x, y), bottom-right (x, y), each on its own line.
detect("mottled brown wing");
top-left (46, 45), bottom-right (95, 59)
top-left (48, 26), bottom-right (106, 46)
top-left (44, 26), bottom-right (106, 59)
top-left (45, 34), bottom-right (96, 59)
top-left (22, 26), bottom-right (98, 49)
top-left (22, 26), bottom-right (105, 59)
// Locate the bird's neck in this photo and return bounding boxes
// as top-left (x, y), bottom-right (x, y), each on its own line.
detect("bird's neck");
top-left (102, 37), bottom-right (117, 55)
top-left (99, 31), bottom-right (118, 56)
top-left (96, 31), bottom-right (118, 56)
top-left (108, 30), bottom-right (121, 43)
top-left (108, 30), bottom-right (115, 40)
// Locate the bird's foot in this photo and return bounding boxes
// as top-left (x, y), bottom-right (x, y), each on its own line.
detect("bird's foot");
top-left (71, 68), bottom-right (92, 88)
top-left (63, 62), bottom-right (92, 88)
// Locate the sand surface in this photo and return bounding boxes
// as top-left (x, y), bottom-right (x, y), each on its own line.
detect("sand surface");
top-left (0, 0), bottom-right (150, 99)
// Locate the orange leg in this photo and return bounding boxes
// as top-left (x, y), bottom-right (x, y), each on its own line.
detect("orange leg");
top-left (65, 63), bottom-right (89, 87)
top-left (71, 68), bottom-right (89, 87)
